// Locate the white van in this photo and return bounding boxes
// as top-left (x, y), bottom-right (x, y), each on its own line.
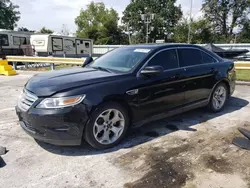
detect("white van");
top-left (30, 34), bottom-right (93, 57)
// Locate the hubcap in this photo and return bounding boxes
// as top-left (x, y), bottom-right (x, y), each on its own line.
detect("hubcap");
top-left (212, 86), bottom-right (227, 110)
top-left (93, 109), bottom-right (125, 145)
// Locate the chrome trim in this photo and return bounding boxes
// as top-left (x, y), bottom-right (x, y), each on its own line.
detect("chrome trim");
top-left (18, 90), bottom-right (38, 112)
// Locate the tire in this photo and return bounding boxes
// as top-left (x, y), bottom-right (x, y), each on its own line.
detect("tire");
top-left (208, 82), bottom-right (228, 112)
top-left (84, 102), bottom-right (130, 149)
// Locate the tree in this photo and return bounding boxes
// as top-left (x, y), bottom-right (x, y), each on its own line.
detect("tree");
top-left (238, 19), bottom-right (250, 43)
top-left (202, 0), bottom-right (250, 41)
top-left (0, 0), bottom-right (20, 30)
top-left (75, 2), bottom-right (125, 44)
top-left (40, 27), bottom-right (53, 34)
top-left (122, 0), bottom-right (182, 43)
top-left (18, 27), bottom-right (35, 32)
top-left (172, 18), bottom-right (214, 44)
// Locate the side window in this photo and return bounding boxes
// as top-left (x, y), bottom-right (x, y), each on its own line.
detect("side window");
top-left (0, 34), bottom-right (9, 46)
top-left (178, 49), bottom-right (203, 67)
top-left (13, 36), bottom-right (21, 45)
top-left (85, 42), bottom-right (89, 48)
top-left (148, 49), bottom-right (179, 70)
top-left (201, 51), bottom-right (217, 64)
top-left (52, 38), bottom-right (63, 51)
top-left (13, 37), bottom-right (27, 45)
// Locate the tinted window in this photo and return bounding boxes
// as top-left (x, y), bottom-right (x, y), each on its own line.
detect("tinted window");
top-left (148, 49), bottom-right (178, 70)
top-left (201, 51), bottom-right (217, 64)
top-left (0, 34), bottom-right (9, 46)
top-left (178, 49), bottom-right (202, 67)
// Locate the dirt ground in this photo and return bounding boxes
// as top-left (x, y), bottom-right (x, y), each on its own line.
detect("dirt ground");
top-left (1, 71), bottom-right (250, 188)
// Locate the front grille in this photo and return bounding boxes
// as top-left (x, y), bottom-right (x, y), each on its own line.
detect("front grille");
top-left (18, 90), bottom-right (38, 111)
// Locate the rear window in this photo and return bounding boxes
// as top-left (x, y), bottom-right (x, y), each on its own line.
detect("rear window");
top-left (178, 49), bottom-right (203, 67)
top-left (201, 51), bottom-right (217, 64)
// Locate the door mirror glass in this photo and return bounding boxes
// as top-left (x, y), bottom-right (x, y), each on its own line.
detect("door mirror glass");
top-left (83, 57), bottom-right (93, 67)
top-left (141, 66), bottom-right (164, 76)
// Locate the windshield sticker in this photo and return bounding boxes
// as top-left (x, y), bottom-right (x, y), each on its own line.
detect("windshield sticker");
top-left (134, 49), bottom-right (151, 53)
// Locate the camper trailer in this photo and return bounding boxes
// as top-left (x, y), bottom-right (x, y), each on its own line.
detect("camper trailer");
top-left (0, 29), bottom-right (32, 57)
top-left (30, 35), bottom-right (93, 57)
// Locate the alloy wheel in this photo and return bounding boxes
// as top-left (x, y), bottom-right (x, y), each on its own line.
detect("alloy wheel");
top-left (93, 109), bottom-right (125, 145)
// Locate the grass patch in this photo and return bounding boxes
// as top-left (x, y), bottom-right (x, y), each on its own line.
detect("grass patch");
top-left (236, 70), bottom-right (250, 81)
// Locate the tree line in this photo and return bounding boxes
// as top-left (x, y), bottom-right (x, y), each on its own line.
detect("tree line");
top-left (1, 0), bottom-right (250, 44)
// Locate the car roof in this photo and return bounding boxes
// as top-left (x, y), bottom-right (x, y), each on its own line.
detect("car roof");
top-left (122, 43), bottom-right (200, 49)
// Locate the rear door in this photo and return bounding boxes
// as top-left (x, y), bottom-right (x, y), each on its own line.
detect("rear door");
top-left (177, 48), bottom-right (217, 105)
top-left (137, 49), bottom-right (186, 117)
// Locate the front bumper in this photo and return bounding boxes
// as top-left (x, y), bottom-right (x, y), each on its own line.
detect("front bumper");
top-left (16, 104), bottom-right (89, 146)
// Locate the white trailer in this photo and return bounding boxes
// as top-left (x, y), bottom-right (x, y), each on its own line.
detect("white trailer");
top-left (30, 34), bottom-right (93, 57)
top-left (0, 29), bottom-right (32, 57)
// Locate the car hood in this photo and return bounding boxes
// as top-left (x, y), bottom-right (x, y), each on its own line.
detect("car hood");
top-left (25, 67), bottom-right (119, 97)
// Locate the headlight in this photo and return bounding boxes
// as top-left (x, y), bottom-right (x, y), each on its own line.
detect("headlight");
top-left (36, 95), bottom-right (85, 109)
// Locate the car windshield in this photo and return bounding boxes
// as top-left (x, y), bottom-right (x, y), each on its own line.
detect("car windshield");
top-left (89, 47), bottom-right (152, 72)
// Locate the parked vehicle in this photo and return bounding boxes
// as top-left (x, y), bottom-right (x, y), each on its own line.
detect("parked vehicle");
top-left (30, 34), bottom-right (93, 58)
top-left (16, 44), bottom-right (236, 149)
top-left (0, 29), bottom-right (32, 57)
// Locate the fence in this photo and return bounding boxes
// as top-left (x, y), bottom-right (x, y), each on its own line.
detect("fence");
top-left (93, 43), bottom-right (250, 58)
top-left (3, 43), bottom-right (250, 71)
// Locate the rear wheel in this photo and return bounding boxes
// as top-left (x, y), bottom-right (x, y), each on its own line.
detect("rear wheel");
top-left (208, 83), bottom-right (228, 112)
top-left (84, 102), bottom-right (129, 149)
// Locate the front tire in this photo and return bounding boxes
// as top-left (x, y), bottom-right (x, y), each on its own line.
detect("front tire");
top-left (84, 102), bottom-right (129, 149)
top-left (208, 83), bottom-right (228, 112)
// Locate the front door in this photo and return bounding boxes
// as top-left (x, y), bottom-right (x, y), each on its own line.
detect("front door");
top-left (137, 49), bottom-right (186, 118)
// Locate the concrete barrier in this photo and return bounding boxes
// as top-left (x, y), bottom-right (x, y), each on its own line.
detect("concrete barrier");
top-left (0, 60), bottom-right (17, 76)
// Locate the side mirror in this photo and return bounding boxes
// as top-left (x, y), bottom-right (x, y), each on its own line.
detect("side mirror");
top-left (83, 57), bottom-right (93, 67)
top-left (141, 66), bottom-right (164, 76)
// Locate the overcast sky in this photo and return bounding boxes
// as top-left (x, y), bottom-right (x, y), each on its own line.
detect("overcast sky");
top-left (11, 0), bottom-right (203, 32)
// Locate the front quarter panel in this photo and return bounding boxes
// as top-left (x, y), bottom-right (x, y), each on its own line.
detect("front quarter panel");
top-left (53, 75), bottom-right (140, 118)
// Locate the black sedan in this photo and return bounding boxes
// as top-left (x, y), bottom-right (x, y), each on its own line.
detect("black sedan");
top-left (16, 44), bottom-right (236, 149)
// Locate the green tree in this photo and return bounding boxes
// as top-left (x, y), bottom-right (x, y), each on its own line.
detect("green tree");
top-left (18, 27), bottom-right (35, 32)
top-left (172, 18), bottom-right (214, 44)
top-left (40, 27), bottom-right (54, 34)
top-left (75, 2), bottom-right (125, 44)
top-left (122, 0), bottom-right (182, 43)
top-left (0, 0), bottom-right (20, 30)
top-left (238, 19), bottom-right (250, 43)
top-left (202, 0), bottom-right (250, 41)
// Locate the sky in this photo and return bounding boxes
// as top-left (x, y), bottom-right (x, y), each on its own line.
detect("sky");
top-left (11, 0), bottom-right (203, 33)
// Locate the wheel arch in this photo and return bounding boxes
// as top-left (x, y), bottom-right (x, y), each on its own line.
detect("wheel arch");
top-left (209, 78), bottom-right (231, 100)
top-left (90, 97), bottom-right (134, 126)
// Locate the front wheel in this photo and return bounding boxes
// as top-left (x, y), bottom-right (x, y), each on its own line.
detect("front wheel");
top-left (84, 102), bottom-right (129, 149)
top-left (208, 83), bottom-right (228, 112)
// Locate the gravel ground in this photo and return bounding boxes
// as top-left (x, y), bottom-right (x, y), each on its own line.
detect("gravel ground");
top-left (1, 71), bottom-right (250, 188)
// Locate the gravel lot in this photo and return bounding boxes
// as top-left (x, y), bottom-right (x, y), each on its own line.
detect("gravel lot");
top-left (1, 71), bottom-right (250, 188)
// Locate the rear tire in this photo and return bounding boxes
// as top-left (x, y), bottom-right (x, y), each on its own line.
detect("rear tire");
top-left (208, 83), bottom-right (228, 112)
top-left (84, 102), bottom-right (129, 149)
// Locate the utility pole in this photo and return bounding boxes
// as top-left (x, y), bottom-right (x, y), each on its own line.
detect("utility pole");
top-left (141, 13), bottom-right (155, 43)
top-left (127, 25), bottom-right (132, 45)
top-left (188, 0), bottom-right (193, 44)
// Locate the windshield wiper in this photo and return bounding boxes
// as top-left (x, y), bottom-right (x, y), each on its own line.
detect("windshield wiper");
top-left (91, 66), bottom-right (113, 73)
